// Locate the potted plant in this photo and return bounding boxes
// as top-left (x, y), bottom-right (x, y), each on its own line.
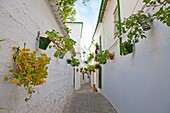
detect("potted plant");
top-left (87, 65), bottom-right (95, 73)
top-left (8, 47), bottom-right (50, 102)
top-left (109, 52), bottom-right (115, 60)
top-left (70, 56), bottom-right (80, 67)
top-left (39, 37), bottom-right (51, 50)
top-left (45, 28), bottom-right (76, 59)
top-left (121, 41), bottom-right (133, 55)
top-left (87, 53), bottom-right (94, 61)
top-left (95, 63), bottom-right (101, 69)
top-left (96, 50), bottom-right (112, 64)
top-left (66, 58), bottom-right (71, 64)
top-left (84, 61), bottom-right (88, 64)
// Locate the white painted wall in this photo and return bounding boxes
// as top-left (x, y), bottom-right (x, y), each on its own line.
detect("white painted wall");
top-left (93, 0), bottom-right (170, 113)
top-left (0, 0), bottom-right (73, 113)
top-left (74, 67), bottom-right (81, 90)
top-left (66, 23), bottom-right (82, 54)
top-left (66, 23), bottom-right (83, 90)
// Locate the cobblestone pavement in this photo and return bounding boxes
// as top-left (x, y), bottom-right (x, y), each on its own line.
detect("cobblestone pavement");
top-left (63, 82), bottom-right (117, 113)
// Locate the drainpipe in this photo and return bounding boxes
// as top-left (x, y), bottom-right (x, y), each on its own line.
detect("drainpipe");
top-left (117, 0), bottom-right (122, 55)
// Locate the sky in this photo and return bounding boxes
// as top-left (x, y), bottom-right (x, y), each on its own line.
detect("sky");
top-left (74, 0), bottom-right (102, 52)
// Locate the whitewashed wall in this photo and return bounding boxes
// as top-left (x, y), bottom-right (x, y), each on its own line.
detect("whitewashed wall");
top-left (93, 0), bottom-right (170, 113)
top-left (66, 23), bottom-right (82, 54)
top-left (66, 23), bottom-right (83, 89)
top-left (0, 0), bottom-right (73, 113)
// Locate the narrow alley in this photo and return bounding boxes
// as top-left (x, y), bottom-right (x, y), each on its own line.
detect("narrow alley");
top-left (63, 82), bottom-right (117, 113)
top-left (0, 0), bottom-right (170, 113)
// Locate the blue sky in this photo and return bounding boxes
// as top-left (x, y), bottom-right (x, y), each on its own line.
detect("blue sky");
top-left (75, 0), bottom-right (102, 51)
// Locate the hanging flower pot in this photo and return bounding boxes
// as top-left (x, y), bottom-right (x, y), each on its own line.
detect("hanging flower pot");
top-left (9, 47), bottom-right (50, 102)
top-left (84, 61), bottom-right (88, 64)
top-left (141, 24), bottom-right (151, 31)
top-left (39, 37), bottom-right (51, 50)
top-left (138, 14), bottom-right (151, 31)
top-left (109, 55), bottom-right (114, 60)
top-left (66, 59), bottom-right (71, 64)
top-left (109, 52), bottom-right (115, 60)
top-left (58, 52), bottom-right (65, 59)
top-left (95, 64), bottom-right (101, 69)
top-left (126, 44), bottom-right (133, 53)
top-left (122, 41), bottom-right (133, 55)
top-left (71, 62), bottom-right (75, 67)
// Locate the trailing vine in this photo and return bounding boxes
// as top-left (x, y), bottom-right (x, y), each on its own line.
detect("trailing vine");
top-left (144, 0), bottom-right (170, 26)
top-left (5, 47), bottom-right (50, 102)
top-left (116, 0), bottom-right (170, 55)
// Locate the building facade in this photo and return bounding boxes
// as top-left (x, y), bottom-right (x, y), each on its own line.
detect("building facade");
top-left (66, 22), bottom-right (83, 90)
top-left (0, 0), bottom-right (77, 113)
top-left (91, 0), bottom-right (170, 113)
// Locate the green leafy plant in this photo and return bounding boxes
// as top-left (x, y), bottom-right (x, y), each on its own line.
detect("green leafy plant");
top-left (45, 28), bottom-right (76, 59)
top-left (68, 56), bottom-right (80, 67)
top-left (143, 0), bottom-right (170, 26)
top-left (84, 61), bottom-right (88, 64)
top-left (116, 0), bottom-right (170, 56)
top-left (115, 11), bottom-right (150, 49)
top-left (121, 40), bottom-right (133, 55)
top-left (94, 63), bottom-right (101, 69)
top-left (66, 58), bottom-right (72, 64)
top-left (82, 68), bottom-right (88, 75)
top-left (56, 0), bottom-right (89, 23)
top-left (8, 47), bottom-right (50, 102)
top-left (96, 50), bottom-right (112, 64)
top-left (87, 65), bottom-right (95, 73)
top-left (87, 53), bottom-right (94, 61)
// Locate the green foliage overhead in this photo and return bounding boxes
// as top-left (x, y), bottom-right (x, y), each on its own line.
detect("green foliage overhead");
top-left (56, 0), bottom-right (89, 22)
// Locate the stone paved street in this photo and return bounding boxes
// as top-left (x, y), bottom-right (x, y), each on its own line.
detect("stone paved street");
top-left (63, 82), bottom-right (117, 113)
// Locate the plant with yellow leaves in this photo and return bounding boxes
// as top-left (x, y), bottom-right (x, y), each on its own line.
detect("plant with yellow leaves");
top-left (9, 47), bottom-right (50, 102)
